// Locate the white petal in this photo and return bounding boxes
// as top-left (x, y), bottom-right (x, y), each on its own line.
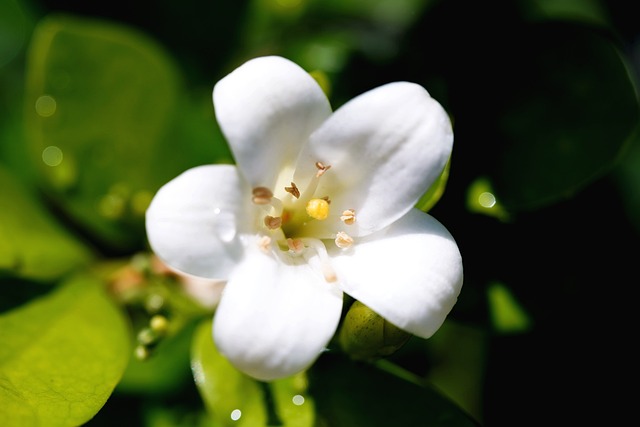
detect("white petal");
top-left (294, 82), bottom-right (453, 238)
top-left (213, 245), bottom-right (343, 381)
top-left (213, 56), bottom-right (332, 189)
top-left (146, 165), bottom-right (251, 280)
top-left (331, 208), bottom-right (462, 339)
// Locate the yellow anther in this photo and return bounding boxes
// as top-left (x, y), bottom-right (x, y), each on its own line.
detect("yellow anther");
top-left (264, 215), bottom-right (282, 230)
top-left (252, 187), bottom-right (273, 205)
top-left (306, 198), bottom-right (330, 220)
top-left (340, 209), bottom-right (356, 225)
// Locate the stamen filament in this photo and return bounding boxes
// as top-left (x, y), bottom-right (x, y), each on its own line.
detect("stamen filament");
top-left (301, 238), bottom-right (337, 283)
top-left (252, 186), bottom-right (283, 216)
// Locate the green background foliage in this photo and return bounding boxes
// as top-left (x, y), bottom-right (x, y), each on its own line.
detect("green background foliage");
top-left (1, 0), bottom-right (638, 425)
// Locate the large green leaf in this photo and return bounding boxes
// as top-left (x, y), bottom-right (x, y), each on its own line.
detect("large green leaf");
top-left (0, 0), bottom-right (30, 69)
top-left (309, 352), bottom-right (479, 427)
top-left (0, 273), bottom-right (131, 426)
top-left (492, 23), bottom-right (639, 210)
top-left (117, 317), bottom-right (197, 396)
top-left (23, 14), bottom-right (182, 251)
top-left (191, 319), bottom-right (315, 427)
top-left (0, 165), bottom-right (93, 280)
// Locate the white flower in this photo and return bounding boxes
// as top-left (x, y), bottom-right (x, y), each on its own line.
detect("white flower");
top-left (146, 56), bottom-right (463, 381)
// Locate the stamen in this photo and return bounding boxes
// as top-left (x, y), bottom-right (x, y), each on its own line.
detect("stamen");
top-left (263, 215), bottom-right (282, 230)
top-left (252, 187), bottom-right (273, 205)
top-left (306, 198), bottom-right (330, 220)
top-left (252, 186), bottom-right (282, 216)
top-left (335, 231), bottom-right (354, 249)
top-left (340, 209), bottom-right (356, 225)
top-left (315, 161), bottom-right (331, 177)
top-left (287, 238), bottom-right (304, 253)
top-left (257, 236), bottom-right (272, 252)
top-left (301, 238), bottom-right (337, 283)
top-left (284, 182), bottom-right (300, 199)
top-left (321, 196), bottom-right (331, 204)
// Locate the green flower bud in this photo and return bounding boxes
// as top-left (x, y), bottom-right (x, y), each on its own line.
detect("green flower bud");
top-left (149, 314), bottom-right (169, 335)
top-left (137, 327), bottom-right (159, 346)
top-left (338, 300), bottom-right (411, 361)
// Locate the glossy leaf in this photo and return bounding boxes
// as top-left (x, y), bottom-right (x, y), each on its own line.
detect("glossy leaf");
top-left (0, 0), bottom-right (30, 68)
top-left (117, 318), bottom-right (197, 396)
top-left (0, 273), bottom-right (131, 426)
top-left (309, 352), bottom-right (480, 427)
top-left (191, 319), bottom-right (315, 427)
top-left (416, 156), bottom-right (451, 213)
top-left (0, 165), bottom-right (93, 280)
top-left (492, 23), bottom-right (639, 210)
top-left (24, 14), bottom-right (182, 251)
top-left (487, 282), bottom-right (533, 334)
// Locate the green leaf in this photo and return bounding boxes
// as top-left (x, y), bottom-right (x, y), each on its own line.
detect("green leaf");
top-left (416, 156), bottom-right (451, 213)
top-left (191, 319), bottom-right (315, 427)
top-left (0, 273), bottom-right (131, 426)
top-left (309, 352), bottom-right (480, 427)
top-left (0, 0), bottom-right (31, 68)
top-left (492, 23), bottom-right (639, 210)
top-left (117, 317), bottom-right (197, 396)
top-left (487, 282), bottom-right (533, 334)
top-left (465, 176), bottom-right (510, 221)
top-left (24, 14), bottom-right (182, 251)
top-left (0, 165), bottom-right (93, 280)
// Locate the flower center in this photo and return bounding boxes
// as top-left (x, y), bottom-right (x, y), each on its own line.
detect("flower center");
top-left (251, 161), bottom-right (357, 282)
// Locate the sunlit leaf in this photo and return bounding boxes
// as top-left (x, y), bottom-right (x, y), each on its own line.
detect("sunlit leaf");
top-left (309, 352), bottom-right (480, 427)
top-left (117, 318), bottom-right (197, 396)
top-left (191, 319), bottom-right (315, 427)
top-left (24, 14), bottom-right (182, 251)
top-left (465, 176), bottom-right (509, 221)
top-left (487, 282), bottom-right (533, 334)
top-left (0, 165), bottom-right (93, 280)
top-left (416, 156), bottom-right (451, 213)
top-left (0, 273), bottom-right (131, 426)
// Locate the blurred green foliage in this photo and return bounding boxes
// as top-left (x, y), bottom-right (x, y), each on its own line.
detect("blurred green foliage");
top-left (1, 0), bottom-right (638, 426)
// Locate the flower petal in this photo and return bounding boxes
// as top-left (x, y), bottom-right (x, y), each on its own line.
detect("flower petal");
top-left (213, 244), bottom-right (343, 381)
top-left (213, 56), bottom-right (332, 189)
top-left (330, 208), bottom-right (463, 339)
top-left (294, 82), bottom-right (453, 237)
top-left (145, 165), bottom-right (251, 280)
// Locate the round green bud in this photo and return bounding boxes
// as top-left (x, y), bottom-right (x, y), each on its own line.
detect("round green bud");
top-left (338, 300), bottom-right (411, 361)
top-left (149, 314), bottom-right (169, 335)
top-left (137, 327), bottom-right (159, 346)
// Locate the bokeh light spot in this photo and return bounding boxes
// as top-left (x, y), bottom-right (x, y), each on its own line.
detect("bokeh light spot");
top-left (292, 394), bottom-right (305, 405)
top-left (42, 146), bottom-right (63, 167)
top-left (478, 191), bottom-right (496, 208)
top-left (35, 95), bottom-right (57, 117)
top-left (230, 409), bottom-right (242, 421)
top-left (99, 194), bottom-right (126, 219)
